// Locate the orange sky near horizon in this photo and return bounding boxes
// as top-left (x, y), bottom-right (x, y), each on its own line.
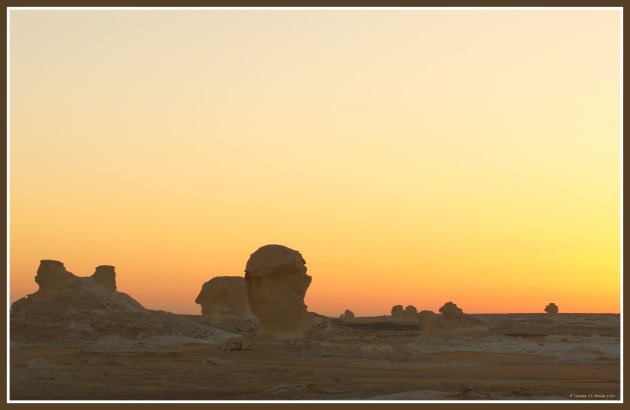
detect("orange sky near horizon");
top-left (9, 9), bottom-right (621, 316)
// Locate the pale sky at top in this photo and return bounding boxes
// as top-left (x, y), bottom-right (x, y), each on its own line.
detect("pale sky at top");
top-left (9, 9), bottom-right (621, 315)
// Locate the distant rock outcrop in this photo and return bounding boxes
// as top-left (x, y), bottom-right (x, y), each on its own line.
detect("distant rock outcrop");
top-left (545, 303), bottom-right (559, 315)
top-left (391, 305), bottom-right (404, 317)
top-left (195, 276), bottom-right (256, 324)
top-left (419, 301), bottom-right (485, 337)
top-left (11, 260), bottom-right (234, 347)
top-left (244, 245), bottom-right (312, 337)
top-left (91, 265), bottom-right (117, 292)
top-left (403, 305), bottom-right (418, 318)
top-left (342, 309), bottom-right (355, 320)
top-left (439, 301), bottom-right (464, 320)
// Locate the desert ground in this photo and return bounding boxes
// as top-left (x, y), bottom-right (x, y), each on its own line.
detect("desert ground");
top-left (10, 313), bottom-right (619, 401)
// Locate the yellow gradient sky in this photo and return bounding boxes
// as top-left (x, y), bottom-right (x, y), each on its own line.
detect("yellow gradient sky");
top-left (9, 9), bottom-right (621, 315)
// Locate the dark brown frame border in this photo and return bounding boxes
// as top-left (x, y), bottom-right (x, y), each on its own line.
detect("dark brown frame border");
top-left (1, 2), bottom-right (624, 409)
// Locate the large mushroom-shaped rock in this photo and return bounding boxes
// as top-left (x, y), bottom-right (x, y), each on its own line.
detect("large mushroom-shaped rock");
top-left (403, 305), bottom-right (418, 318)
top-left (244, 244), bottom-right (312, 337)
top-left (195, 276), bottom-right (255, 323)
top-left (11, 260), bottom-right (236, 346)
top-left (391, 305), bottom-right (404, 317)
top-left (544, 303), bottom-right (559, 314)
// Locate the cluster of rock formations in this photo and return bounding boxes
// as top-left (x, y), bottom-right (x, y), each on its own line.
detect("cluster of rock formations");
top-left (11, 245), bottom-right (566, 348)
top-left (11, 260), bottom-right (231, 347)
top-left (390, 304), bottom-right (418, 320)
top-left (195, 244), bottom-right (315, 338)
top-left (11, 243), bottom-right (322, 348)
top-left (12, 260), bottom-right (144, 317)
top-left (386, 301), bottom-right (485, 336)
top-left (388, 301), bottom-right (568, 338)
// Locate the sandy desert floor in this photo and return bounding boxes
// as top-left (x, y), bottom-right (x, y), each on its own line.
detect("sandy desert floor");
top-left (10, 313), bottom-right (620, 401)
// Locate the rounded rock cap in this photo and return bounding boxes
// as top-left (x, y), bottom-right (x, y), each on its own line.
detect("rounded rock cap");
top-left (39, 260), bottom-right (65, 268)
top-left (35, 260), bottom-right (74, 289)
top-left (404, 305), bottom-right (418, 316)
top-left (94, 265), bottom-right (116, 275)
top-left (245, 244), bottom-right (307, 278)
top-left (91, 265), bottom-right (117, 291)
top-left (195, 276), bottom-right (247, 304)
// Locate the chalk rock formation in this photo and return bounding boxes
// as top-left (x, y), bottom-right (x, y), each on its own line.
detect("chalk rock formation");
top-left (391, 305), bottom-right (404, 317)
top-left (13, 261), bottom-right (140, 313)
top-left (91, 265), bottom-right (117, 292)
top-left (342, 309), bottom-right (355, 320)
top-left (404, 305), bottom-right (418, 318)
top-left (34, 260), bottom-right (75, 291)
top-left (417, 310), bottom-right (435, 333)
top-left (11, 260), bottom-right (235, 346)
top-left (421, 301), bottom-right (485, 337)
top-left (244, 244), bottom-right (312, 337)
top-left (195, 276), bottom-right (256, 323)
top-left (545, 303), bottom-right (559, 315)
top-left (439, 301), bottom-right (464, 320)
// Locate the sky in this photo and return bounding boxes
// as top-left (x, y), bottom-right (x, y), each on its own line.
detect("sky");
top-left (9, 9), bottom-right (621, 316)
